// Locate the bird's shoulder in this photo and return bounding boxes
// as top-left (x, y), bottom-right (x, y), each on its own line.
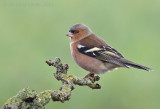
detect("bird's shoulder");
top-left (79, 34), bottom-right (108, 48)
top-left (78, 34), bottom-right (124, 59)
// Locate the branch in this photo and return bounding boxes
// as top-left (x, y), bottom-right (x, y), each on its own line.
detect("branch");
top-left (2, 57), bottom-right (101, 109)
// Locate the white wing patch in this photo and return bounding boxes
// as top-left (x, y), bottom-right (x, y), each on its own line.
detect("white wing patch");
top-left (78, 44), bottom-right (85, 48)
top-left (85, 47), bottom-right (101, 53)
top-left (92, 52), bottom-right (96, 56)
top-left (77, 45), bottom-right (102, 57)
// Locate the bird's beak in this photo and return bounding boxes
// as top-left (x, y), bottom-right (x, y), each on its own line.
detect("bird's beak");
top-left (66, 32), bottom-right (74, 37)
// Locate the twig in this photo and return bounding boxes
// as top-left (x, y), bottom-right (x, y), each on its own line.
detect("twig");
top-left (2, 57), bottom-right (101, 109)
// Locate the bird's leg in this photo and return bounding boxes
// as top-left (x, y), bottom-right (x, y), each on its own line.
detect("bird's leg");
top-left (84, 72), bottom-right (100, 83)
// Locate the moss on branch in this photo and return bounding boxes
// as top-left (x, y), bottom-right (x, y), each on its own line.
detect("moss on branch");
top-left (2, 58), bottom-right (101, 109)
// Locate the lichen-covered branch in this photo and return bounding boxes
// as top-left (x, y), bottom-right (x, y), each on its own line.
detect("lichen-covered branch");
top-left (2, 58), bottom-right (101, 109)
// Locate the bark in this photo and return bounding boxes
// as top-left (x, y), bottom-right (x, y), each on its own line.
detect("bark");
top-left (2, 58), bottom-right (101, 109)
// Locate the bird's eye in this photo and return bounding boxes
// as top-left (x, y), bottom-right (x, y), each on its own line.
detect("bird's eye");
top-left (70, 30), bottom-right (75, 33)
top-left (69, 30), bottom-right (79, 34)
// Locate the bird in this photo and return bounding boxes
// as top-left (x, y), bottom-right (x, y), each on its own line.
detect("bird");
top-left (66, 24), bottom-right (152, 75)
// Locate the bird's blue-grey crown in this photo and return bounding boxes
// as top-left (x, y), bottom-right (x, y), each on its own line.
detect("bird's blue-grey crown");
top-left (69, 24), bottom-right (92, 35)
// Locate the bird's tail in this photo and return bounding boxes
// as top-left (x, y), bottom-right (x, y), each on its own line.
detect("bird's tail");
top-left (121, 59), bottom-right (152, 71)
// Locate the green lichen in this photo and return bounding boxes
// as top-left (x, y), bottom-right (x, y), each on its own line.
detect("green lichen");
top-left (39, 90), bottom-right (55, 105)
top-left (2, 88), bottom-right (45, 109)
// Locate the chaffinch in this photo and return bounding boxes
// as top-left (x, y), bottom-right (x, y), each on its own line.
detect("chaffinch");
top-left (66, 24), bottom-right (151, 74)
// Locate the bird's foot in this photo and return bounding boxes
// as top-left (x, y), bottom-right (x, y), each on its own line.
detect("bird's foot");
top-left (84, 72), bottom-right (100, 83)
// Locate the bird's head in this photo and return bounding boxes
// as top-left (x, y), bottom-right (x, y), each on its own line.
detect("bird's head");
top-left (66, 24), bottom-right (92, 40)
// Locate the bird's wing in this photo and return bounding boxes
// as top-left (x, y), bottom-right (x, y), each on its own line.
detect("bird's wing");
top-left (78, 35), bottom-right (128, 67)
